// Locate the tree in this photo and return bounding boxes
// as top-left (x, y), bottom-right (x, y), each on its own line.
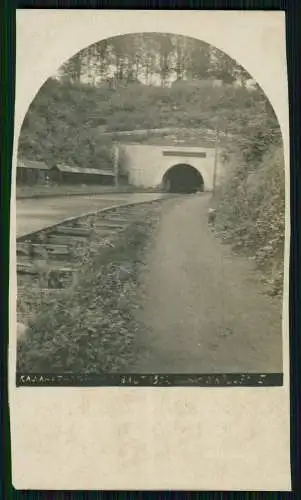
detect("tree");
top-left (152, 34), bottom-right (174, 87)
top-left (185, 38), bottom-right (212, 80)
top-left (60, 52), bottom-right (84, 84)
top-left (57, 33), bottom-right (256, 89)
top-left (209, 49), bottom-right (237, 84)
top-left (171, 35), bottom-right (188, 80)
top-left (93, 40), bottom-right (110, 83)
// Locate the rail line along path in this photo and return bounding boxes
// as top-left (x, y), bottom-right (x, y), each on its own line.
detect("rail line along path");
top-left (16, 193), bottom-right (167, 327)
top-left (16, 192), bottom-right (283, 375)
top-left (16, 193), bottom-right (165, 238)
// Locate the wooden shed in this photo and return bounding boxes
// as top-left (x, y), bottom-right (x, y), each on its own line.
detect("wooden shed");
top-left (51, 164), bottom-right (115, 185)
top-left (17, 159), bottom-right (50, 185)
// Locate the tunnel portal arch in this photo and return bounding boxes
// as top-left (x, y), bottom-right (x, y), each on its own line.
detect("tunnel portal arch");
top-left (162, 163), bottom-right (205, 193)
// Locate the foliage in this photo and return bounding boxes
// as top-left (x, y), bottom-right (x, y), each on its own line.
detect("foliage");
top-left (17, 206), bottom-right (162, 373)
top-left (18, 33), bottom-right (268, 167)
top-left (214, 141), bottom-right (285, 296)
top-left (18, 75), bottom-right (276, 169)
top-left (18, 78), bottom-right (115, 170)
top-left (58, 33), bottom-right (251, 87)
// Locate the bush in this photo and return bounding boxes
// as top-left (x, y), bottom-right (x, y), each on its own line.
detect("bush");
top-left (16, 211), bottom-right (160, 374)
top-left (214, 144), bottom-right (285, 295)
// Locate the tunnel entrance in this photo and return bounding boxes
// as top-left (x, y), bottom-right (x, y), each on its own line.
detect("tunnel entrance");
top-left (162, 164), bottom-right (204, 193)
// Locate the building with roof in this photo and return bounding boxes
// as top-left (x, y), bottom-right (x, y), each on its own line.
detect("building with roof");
top-left (51, 164), bottom-right (115, 185)
top-left (17, 159), bottom-right (50, 185)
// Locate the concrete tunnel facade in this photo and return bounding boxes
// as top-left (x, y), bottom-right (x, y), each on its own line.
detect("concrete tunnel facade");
top-left (118, 144), bottom-right (223, 192)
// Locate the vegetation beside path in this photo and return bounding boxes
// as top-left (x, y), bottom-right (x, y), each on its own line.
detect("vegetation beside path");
top-left (213, 138), bottom-right (284, 297)
top-left (17, 204), bottom-right (162, 374)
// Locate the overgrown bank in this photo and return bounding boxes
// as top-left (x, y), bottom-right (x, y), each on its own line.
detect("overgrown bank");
top-left (214, 143), bottom-right (285, 297)
top-left (17, 205), bottom-right (162, 374)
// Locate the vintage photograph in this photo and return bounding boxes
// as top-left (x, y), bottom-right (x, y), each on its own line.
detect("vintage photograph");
top-left (15, 32), bottom-right (285, 379)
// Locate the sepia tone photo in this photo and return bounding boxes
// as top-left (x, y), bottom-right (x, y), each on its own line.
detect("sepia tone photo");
top-left (10, 11), bottom-right (292, 492)
top-left (15, 31), bottom-right (285, 382)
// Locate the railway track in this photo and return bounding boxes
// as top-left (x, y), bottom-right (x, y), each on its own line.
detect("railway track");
top-left (16, 198), bottom-right (169, 327)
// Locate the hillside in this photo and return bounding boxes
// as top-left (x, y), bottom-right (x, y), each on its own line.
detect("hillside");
top-left (18, 40), bottom-right (285, 295)
top-left (18, 77), bottom-right (277, 168)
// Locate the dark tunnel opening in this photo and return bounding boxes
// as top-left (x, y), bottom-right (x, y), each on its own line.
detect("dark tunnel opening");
top-left (162, 164), bottom-right (204, 194)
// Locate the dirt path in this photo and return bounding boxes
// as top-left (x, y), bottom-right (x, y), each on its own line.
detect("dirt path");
top-left (130, 195), bottom-right (283, 373)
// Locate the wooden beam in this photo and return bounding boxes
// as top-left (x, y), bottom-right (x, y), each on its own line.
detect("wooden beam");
top-left (53, 226), bottom-right (92, 237)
